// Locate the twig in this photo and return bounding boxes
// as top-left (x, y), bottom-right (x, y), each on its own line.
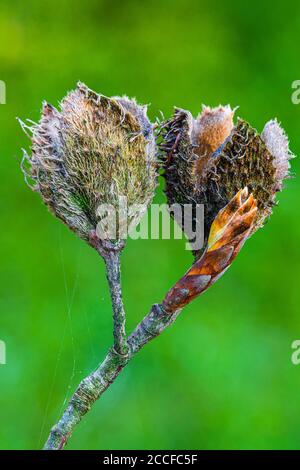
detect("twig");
top-left (89, 235), bottom-right (128, 356)
top-left (44, 189), bottom-right (257, 450)
top-left (102, 249), bottom-right (128, 356)
top-left (43, 303), bottom-right (179, 450)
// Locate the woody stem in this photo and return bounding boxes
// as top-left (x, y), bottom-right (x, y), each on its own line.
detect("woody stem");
top-left (44, 192), bottom-right (255, 450)
top-left (43, 303), bottom-right (180, 450)
top-left (102, 249), bottom-right (128, 356)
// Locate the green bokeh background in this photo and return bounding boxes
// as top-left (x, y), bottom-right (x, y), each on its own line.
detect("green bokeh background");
top-left (0, 0), bottom-right (300, 450)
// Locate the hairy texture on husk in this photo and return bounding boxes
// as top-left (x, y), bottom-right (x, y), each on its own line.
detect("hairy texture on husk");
top-left (261, 119), bottom-right (293, 186)
top-left (21, 83), bottom-right (157, 243)
top-left (160, 107), bottom-right (292, 257)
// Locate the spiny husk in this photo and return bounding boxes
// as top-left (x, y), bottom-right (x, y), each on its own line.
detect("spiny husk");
top-left (160, 106), bottom-right (293, 257)
top-left (21, 83), bottom-right (157, 244)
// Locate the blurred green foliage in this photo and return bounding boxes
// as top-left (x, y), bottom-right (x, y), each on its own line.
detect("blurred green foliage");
top-left (0, 0), bottom-right (300, 450)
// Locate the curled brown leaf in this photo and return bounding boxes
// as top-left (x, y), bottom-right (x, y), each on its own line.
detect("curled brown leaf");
top-left (162, 188), bottom-right (257, 313)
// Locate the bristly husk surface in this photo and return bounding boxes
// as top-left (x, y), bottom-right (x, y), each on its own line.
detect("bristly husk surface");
top-left (159, 106), bottom-right (293, 257)
top-left (20, 83), bottom-right (157, 245)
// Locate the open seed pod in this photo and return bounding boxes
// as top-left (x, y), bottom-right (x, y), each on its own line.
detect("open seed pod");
top-left (160, 105), bottom-right (293, 257)
top-left (20, 83), bottom-right (157, 249)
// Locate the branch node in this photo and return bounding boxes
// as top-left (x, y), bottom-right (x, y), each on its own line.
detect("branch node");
top-left (111, 346), bottom-right (129, 360)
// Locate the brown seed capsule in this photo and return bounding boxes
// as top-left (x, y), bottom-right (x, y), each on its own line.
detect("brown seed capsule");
top-left (20, 83), bottom-right (157, 247)
top-left (160, 105), bottom-right (293, 257)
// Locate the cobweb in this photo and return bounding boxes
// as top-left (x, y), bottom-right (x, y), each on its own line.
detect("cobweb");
top-left (37, 227), bottom-right (95, 448)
